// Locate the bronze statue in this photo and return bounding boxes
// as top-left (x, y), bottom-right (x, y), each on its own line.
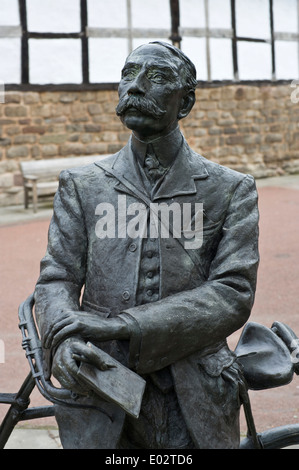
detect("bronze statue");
top-left (34, 42), bottom-right (259, 449)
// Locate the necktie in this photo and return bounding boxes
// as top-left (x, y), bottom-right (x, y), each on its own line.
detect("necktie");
top-left (144, 146), bottom-right (167, 186)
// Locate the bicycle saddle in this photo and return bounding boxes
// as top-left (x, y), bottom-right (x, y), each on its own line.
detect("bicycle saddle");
top-left (235, 321), bottom-right (299, 390)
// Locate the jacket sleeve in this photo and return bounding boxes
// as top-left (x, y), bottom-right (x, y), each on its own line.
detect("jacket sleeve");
top-left (121, 174), bottom-right (259, 375)
top-left (34, 170), bottom-right (87, 357)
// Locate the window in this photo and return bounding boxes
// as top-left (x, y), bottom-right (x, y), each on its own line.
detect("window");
top-left (0, 0), bottom-right (21, 84)
top-left (0, 0), bottom-right (298, 88)
top-left (180, 0), bottom-right (299, 81)
top-left (29, 39), bottom-right (82, 84)
top-left (87, 0), bottom-right (172, 83)
top-left (27, 0), bottom-right (81, 33)
top-left (180, 0), bottom-right (235, 81)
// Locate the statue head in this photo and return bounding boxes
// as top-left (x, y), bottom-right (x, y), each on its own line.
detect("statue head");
top-left (116, 41), bottom-right (197, 141)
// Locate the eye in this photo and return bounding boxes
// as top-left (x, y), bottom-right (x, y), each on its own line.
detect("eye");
top-left (147, 70), bottom-right (166, 83)
top-left (122, 67), bottom-right (139, 81)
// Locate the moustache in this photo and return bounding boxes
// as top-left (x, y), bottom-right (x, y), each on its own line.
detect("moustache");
top-left (115, 94), bottom-right (166, 120)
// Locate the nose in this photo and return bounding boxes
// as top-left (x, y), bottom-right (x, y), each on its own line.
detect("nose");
top-left (127, 71), bottom-right (146, 96)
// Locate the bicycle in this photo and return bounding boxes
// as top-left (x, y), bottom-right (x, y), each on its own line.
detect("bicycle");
top-left (1, 294), bottom-right (299, 449)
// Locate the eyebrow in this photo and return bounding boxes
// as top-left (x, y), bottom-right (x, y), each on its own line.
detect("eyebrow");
top-left (122, 62), bottom-right (179, 77)
top-left (123, 62), bottom-right (140, 69)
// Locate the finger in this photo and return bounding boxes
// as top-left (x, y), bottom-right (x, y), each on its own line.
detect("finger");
top-left (85, 343), bottom-right (117, 369)
top-left (61, 353), bottom-right (89, 394)
top-left (72, 353), bottom-right (83, 362)
top-left (53, 358), bottom-right (81, 391)
top-left (73, 343), bottom-right (116, 371)
top-left (59, 369), bottom-right (88, 395)
top-left (73, 350), bottom-right (116, 370)
top-left (51, 324), bottom-right (80, 349)
top-left (44, 314), bottom-right (74, 348)
top-left (52, 341), bottom-right (89, 395)
top-left (71, 352), bottom-right (88, 366)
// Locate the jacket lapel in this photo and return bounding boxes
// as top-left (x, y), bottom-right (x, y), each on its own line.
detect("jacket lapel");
top-left (94, 136), bottom-right (209, 201)
top-left (95, 139), bottom-right (149, 198)
top-left (152, 139), bottom-right (209, 201)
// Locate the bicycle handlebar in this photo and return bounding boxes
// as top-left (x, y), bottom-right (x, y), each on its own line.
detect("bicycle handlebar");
top-left (18, 294), bottom-right (114, 421)
top-left (18, 294), bottom-right (77, 402)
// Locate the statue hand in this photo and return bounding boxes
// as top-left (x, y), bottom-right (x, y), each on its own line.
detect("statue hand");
top-left (45, 310), bottom-right (129, 350)
top-left (51, 337), bottom-right (87, 395)
top-left (52, 337), bottom-right (115, 394)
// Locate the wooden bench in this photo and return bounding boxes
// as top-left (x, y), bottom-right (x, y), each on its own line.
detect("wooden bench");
top-left (20, 155), bottom-right (110, 213)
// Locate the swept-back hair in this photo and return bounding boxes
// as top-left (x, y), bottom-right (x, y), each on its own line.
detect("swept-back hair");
top-left (149, 41), bottom-right (198, 92)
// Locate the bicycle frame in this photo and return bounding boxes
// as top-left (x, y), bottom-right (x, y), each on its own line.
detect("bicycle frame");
top-left (0, 294), bottom-right (74, 449)
top-left (1, 294), bottom-right (299, 449)
top-left (0, 372), bottom-right (54, 449)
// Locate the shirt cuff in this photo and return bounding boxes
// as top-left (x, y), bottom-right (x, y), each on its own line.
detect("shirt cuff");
top-left (118, 312), bottom-right (142, 370)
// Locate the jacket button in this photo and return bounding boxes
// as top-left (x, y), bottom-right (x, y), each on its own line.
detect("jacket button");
top-left (129, 243), bottom-right (137, 252)
top-left (146, 289), bottom-right (153, 297)
top-left (122, 290), bottom-right (130, 301)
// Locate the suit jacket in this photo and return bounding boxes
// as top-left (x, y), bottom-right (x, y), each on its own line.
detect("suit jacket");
top-left (34, 135), bottom-right (259, 447)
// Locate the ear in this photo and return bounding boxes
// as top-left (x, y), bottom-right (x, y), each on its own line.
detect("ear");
top-left (177, 90), bottom-right (195, 120)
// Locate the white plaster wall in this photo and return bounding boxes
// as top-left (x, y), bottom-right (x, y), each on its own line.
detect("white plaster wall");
top-left (27, 0), bottom-right (81, 32)
top-left (0, 0), bottom-right (298, 84)
top-left (0, 0), bottom-right (19, 25)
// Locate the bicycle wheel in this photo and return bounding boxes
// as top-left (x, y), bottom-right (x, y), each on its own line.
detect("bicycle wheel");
top-left (240, 424), bottom-right (299, 449)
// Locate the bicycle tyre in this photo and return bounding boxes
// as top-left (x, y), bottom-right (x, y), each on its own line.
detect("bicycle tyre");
top-left (240, 424), bottom-right (299, 449)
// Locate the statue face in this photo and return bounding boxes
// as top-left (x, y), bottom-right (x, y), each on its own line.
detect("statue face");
top-left (116, 44), bottom-right (188, 140)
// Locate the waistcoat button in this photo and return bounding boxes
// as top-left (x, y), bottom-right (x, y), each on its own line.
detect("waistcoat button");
top-left (129, 243), bottom-right (137, 252)
top-left (122, 290), bottom-right (130, 301)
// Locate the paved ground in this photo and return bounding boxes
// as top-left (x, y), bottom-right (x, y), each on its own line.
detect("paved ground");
top-left (1, 174), bottom-right (299, 449)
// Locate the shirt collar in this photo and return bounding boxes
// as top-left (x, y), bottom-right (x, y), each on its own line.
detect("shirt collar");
top-left (131, 126), bottom-right (183, 168)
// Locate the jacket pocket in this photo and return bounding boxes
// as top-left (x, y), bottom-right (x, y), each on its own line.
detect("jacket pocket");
top-left (81, 300), bottom-right (111, 318)
top-left (197, 343), bottom-right (236, 377)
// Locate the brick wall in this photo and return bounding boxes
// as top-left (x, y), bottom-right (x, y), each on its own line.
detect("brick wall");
top-left (0, 84), bottom-right (298, 207)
